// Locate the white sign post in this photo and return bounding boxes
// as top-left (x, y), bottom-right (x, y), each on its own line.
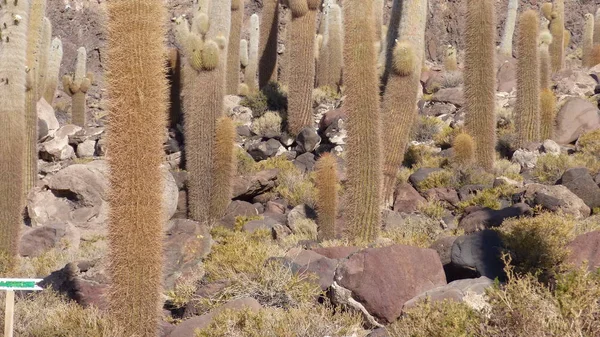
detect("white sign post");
top-left (0, 278), bottom-right (43, 337)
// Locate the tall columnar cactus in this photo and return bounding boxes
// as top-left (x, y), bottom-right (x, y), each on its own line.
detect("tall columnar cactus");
top-left (381, 0), bottom-right (427, 207)
top-left (258, 0), bottom-right (279, 88)
top-left (541, 3), bottom-right (553, 21)
top-left (343, 0), bottom-right (382, 243)
top-left (316, 3), bottom-right (343, 89)
top-left (245, 14), bottom-right (259, 92)
top-left (226, 0), bottom-right (243, 94)
top-left (287, 0), bottom-right (320, 136)
top-left (0, 0), bottom-right (29, 273)
top-left (240, 38), bottom-right (249, 68)
top-left (24, 0), bottom-right (46, 195)
top-left (515, 10), bottom-right (540, 146)
top-left (175, 0), bottom-right (232, 224)
top-left (464, 0), bottom-right (496, 170)
top-left (499, 0), bottom-right (518, 58)
top-left (539, 30), bottom-right (552, 89)
top-left (36, 17), bottom-right (52, 100)
top-left (209, 117), bottom-right (235, 219)
top-left (315, 153), bottom-right (338, 241)
top-left (43, 37), bottom-right (63, 104)
top-left (452, 133), bottom-right (476, 166)
top-left (373, 0), bottom-right (384, 46)
top-left (583, 13), bottom-right (594, 68)
top-left (540, 88), bottom-right (556, 140)
top-left (444, 45), bottom-right (458, 71)
top-left (105, 1), bottom-right (168, 335)
top-left (549, 0), bottom-right (564, 72)
top-left (594, 8), bottom-right (600, 45)
top-left (63, 47), bottom-right (92, 127)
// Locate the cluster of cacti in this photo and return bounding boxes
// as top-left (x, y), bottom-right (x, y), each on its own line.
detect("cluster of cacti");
top-left (245, 14), bottom-right (259, 92)
top-left (315, 153), bottom-right (338, 241)
top-left (381, 0), bottom-right (428, 206)
top-left (287, 0), bottom-right (320, 136)
top-left (63, 47), bottom-right (93, 127)
top-left (226, 0), bottom-right (244, 95)
top-left (515, 10), bottom-right (540, 146)
top-left (583, 13), bottom-right (594, 68)
top-left (105, 0), bottom-right (168, 335)
top-left (258, 0), bottom-right (279, 88)
top-left (209, 117), bottom-right (236, 219)
top-left (464, 0), bottom-right (496, 170)
top-left (444, 45), bottom-right (458, 72)
top-left (499, 0), bottom-right (518, 58)
top-left (315, 3), bottom-right (343, 90)
top-left (343, 0), bottom-right (382, 243)
top-left (0, 0), bottom-right (30, 273)
top-left (549, 0), bottom-right (564, 72)
top-left (175, 0), bottom-right (232, 224)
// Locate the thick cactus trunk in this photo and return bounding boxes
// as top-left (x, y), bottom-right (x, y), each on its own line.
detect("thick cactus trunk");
top-left (343, 0), bottom-right (382, 243)
top-left (499, 0), bottom-right (518, 58)
top-left (464, 0), bottom-right (496, 170)
top-left (226, 0), bottom-right (243, 94)
top-left (583, 13), bottom-right (594, 68)
top-left (0, 0), bottom-right (29, 273)
top-left (549, 0), bottom-right (564, 72)
top-left (43, 37), bottom-right (63, 104)
top-left (245, 14), bottom-right (259, 92)
top-left (316, 4), bottom-right (343, 89)
top-left (315, 153), bottom-right (338, 241)
top-left (209, 117), bottom-right (235, 219)
top-left (258, 0), bottom-right (279, 88)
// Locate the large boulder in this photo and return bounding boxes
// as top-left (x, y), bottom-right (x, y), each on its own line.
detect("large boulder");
top-left (566, 230), bottom-right (600, 271)
top-left (39, 125), bottom-right (81, 161)
top-left (431, 87), bottom-right (464, 106)
top-left (522, 183), bottom-right (591, 219)
top-left (220, 200), bottom-right (262, 228)
top-left (458, 203), bottom-right (531, 233)
top-left (279, 248), bottom-right (338, 290)
top-left (231, 169), bottom-right (278, 199)
top-left (37, 98), bottom-right (60, 140)
top-left (19, 223), bottom-right (80, 257)
top-left (451, 230), bottom-right (505, 281)
top-left (559, 168), bottom-right (600, 209)
top-left (333, 245), bottom-right (446, 324)
top-left (554, 97), bottom-right (600, 144)
top-left (403, 276), bottom-right (493, 311)
top-left (393, 183), bottom-right (427, 213)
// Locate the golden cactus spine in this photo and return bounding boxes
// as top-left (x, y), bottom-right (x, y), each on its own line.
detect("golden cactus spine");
top-left (245, 13), bottom-right (259, 92)
top-left (539, 29), bottom-right (552, 89)
top-left (287, 0), bottom-right (319, 136)
top-left (373, 0), bottom-right (384, 44)
top-left (24, 0), bottom-right (46, 195)
top-left (226, 0), bottom-right (243, 94)
top-left (444, 45), bottom-right (458, 71)
top-left (583, 13), bottom-right (594, 68)
top-left (499, 0), bottom-right (518, 58)
top-left (106, 1), bottom-right (168, 335)
top-left (343, 0), bottom-right (382, 243)
top-left (258, 0), bottom-right (279, 88)
top-left (464, 0), bottom-right (496, 170)
top-left (43, 37), bottom-right (63, 104)
top-left (319, 4), bottom-right (343, 89)
top-left (452, 133), bottom-right (475, 166)
top-left (540, 88), bottom-right (556, 140)
top-left (381, 0), bottom-right (427, 207)
top-left (541, 3), bottom-right (553, 21)
top-left (549, 0), bottom-right (564, 72)
top-left (0, 0), bottom-right (29, 273)
top-left (594, 8), bottom-right (600, 45)
top-left (63, 47), bottom-right (92, 127)
top-left (315, 153), bottom-right (338, 241)
top-left (210, 117), bottom-right (235, 219)
top-left (515, 10), bottom-right (540, 146)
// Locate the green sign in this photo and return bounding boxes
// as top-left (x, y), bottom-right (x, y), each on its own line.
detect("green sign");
top-left (0, 279), bottom-right (43, 291)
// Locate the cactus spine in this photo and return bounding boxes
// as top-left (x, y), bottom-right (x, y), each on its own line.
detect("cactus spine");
top-left (583, 13), bottom-right (594, 68)
top-left (452, 133), bottom-right (476, 166)
top-left (515, 10), bottom-right (540, 146)
top-left (499, 0), bottom-right (518, 58)
top-left (175, 0), bottom-right (232, 224)
top-left (444, 45), bottom-right (458, 72)
top-left (343, 0), bottom-right (382, 243)
top-left (549, 0), bottom-right (564, 72)
top-left (464, 0), bottom-right (496, 170)
top-left (540, 88), bottom-right (556, 140)
top-left (539, 30), bottom-right (552, 89)
top-left (381, 0), bottom-right (427, 207)
top-left (0, 0), bottom-right (29, 273)
top-left (594, 8), bottom-right (600, 45)
top-left (226, 0), bottom-right (243, 94)
top-left (63, 47), bottom-right (92, 127)
top-left (36, 17), bottom-right (51, 100)
top-left (316, 3), bottom-right (343, 89)
top-left (541, 3), bottom-right (553, 21)
top-left (105, 1), bottom-right (168, 335)
top-left (43, 37), bottom-right (63, 104)
top-left (210, 117), bottom-right (235, 219)
top-left (258, 0), bottom-right (279, 88)
top-left (245, 14), bottom-right (259, 92)
top-left (240, 38), bottom-right (249, 67)
top-left (287, 0), bottom-right (319, 136)
top-left (315, 153), bottom-right (338, 241)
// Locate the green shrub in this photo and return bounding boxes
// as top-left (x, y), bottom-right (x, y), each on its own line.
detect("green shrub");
top-left (417, 200), bottom-right (447, 220)
top-left (241, 91), bottom-right (269, 117)
top-left (404, 144), bottom-right (446, 169)
top-left (381, 215), bottom-right (444, 248)
top-left (577, 129), bottom-right (600, 157)
top-left (251, 111), bottom-right (282, 137)
top-left (413, 116), bottom-right (445, 142)
top-left (417, 170), bottom-right (456, 190)
top-left (532, 153), bottom-right (572, 183)
top-left (456, 185), bottom-right (517, 212)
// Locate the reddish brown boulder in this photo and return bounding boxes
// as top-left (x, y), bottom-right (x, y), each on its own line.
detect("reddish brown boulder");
top-left (567, 231), bottom-right (600, 271)
top-left (393, 183), bottom-right (426, 213)
top-left (312, 246), bottom-right (360, 260)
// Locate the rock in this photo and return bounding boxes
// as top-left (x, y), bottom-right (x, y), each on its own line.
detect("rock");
top-left (95, 138), bottom-right (107, 156)
top-left (422, 187), bottom-right (460, 208)
top-left (496, 58), bottom-right (517, 93)
top-left (566, 231), bottom-right (600, 271)
top-left (367, 328), bottom-right (390, 337)
top-left (246, 138), bottom-right (283, 161)
top-left (287, 204), bottom-right (317, 233)
top-left (493, 176), bottom-right (523, 188)
top-left (242, 216), bottom-right (282, 233)
top-left (393, 183), bottom-right (427, 213)
top-left (403, 276), bottom-right (493, 311)
top-left (431, 87), bottom-right (465, 106)
top-left (220, 200), bottom-right (262, 228)
top-left (458, 184), bottom-right (487, 201)
top-left (555, 69), bottom-right (597, 97)
top-left (554, 97), bottom-right (600, 144)
top-left (19, 223), bottom-right (80, 257)
top-left (39, 125), bottom-right (82, 161)
top-left (232, 169), bottom-right (278, 200)
top-left (430, 236), bottom-right (458, 265)
top-left (408, 167), bottom-right (444, 191)
top-left (271, 223), bottom-right (292, 240)
top-left (37, 98), bottom-right (60, 140)
top-left (183, 279), bottom-right (231, 318)
top-left (421, 102), bottom-right (457, 117)
top-left (511, 148), bottom-right (539, 170)
top-left (312, 246), bottom-right (360, 260)
top-left (293, 152), bottom-right (316, 173)
top-left (541, 139), bottom-right (561, 155)
top-left (333, 245), bottom-right (446, 324)
top-left (295, 126), bottom-right (321, 153)
top-left (323, 118), bottom-right (347, 145)
top-left (523, 183), bottom-right (591, 219)
top-left (168, 297), bottom-right (262, 337)
top-left (451, 230), bottom-right (505, 281)
top-left (163, 219), bottom-right (212, 291)
top-left (76, 139), bottom-right (96, 158)
top-left (281, 248), bottom-right (338, 290)
top-left (559, 168), bottom-right (600, 209)
top-left (458, 203), bottom-right (531, 233)
top-left (319, 108), bottom-right (347, 130)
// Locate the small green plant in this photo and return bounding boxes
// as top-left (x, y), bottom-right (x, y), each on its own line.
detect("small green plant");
top-left (241, 91), bottom-right (269, 117)
top-left (456, 185), bottom-right (518, 212)
top-left (577, 129), bottom-right (600, 157)
top-left (532, 153), bottom-right (572, 183)
top-left (417, 200), bottom-right (446, 220)
top-left (251, 111), bottom-right (282, 137)
top-left (417, 170), bottom-right (455, 190)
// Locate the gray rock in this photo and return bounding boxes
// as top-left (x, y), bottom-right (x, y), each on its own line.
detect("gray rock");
top-left (559, 168), bottom-right (600, 209)
top-left (281, 248), bottom-right (338, 290)
top-left (403, 276), bottom-right (493, 311)
top-left (493, 176), bottom-right (523, 188)
top-left (458, 203), bottom-right (531, 233)
top-left (293, 152), bottom-right (316, 173)
top-left (39, 125), bottom-right (82, 161)
top-left (324, 118), bottom-right (347, 145)
top-left (523, 183), bottom-right (591, 219)
top-left (287, 204), bottom-right (317, 233)
top-left (458, 184), bottom-right (487, 201)
top-left (95, 138), bottom-right (107, 156)
top-left (451, 230), bottom-right (505, 281)
top-left (37, 98), bottom-right (59, 140)
top-left (429, 236), bottom-right (458, 265)
top-left (541, 139), bottom-right (561, 155)
top-left (232, 169), bottom-right (278, 199)
top-left (554, 97), bottom-right (600, 144)
top-left (246, 138), bottom-right (283, 161)
top-left (242, 216), bottom-right (283, 233)
top-left (431, 87), bottom-right (465, 106)
top-left (511, 148), bottom-right (539, 170)
top-left (76, 139), bottom-right (96, 158)
top-left (295, 126), bottom-right (321, 153)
